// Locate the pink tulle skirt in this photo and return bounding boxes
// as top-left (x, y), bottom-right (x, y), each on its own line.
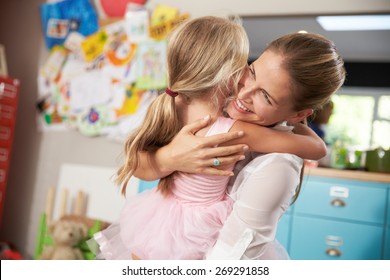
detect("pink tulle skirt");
top-left (94, 188), bottom-right (233, 260)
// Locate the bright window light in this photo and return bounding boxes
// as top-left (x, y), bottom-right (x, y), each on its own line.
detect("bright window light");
top-left (317, 15), bottom-right (390, 31)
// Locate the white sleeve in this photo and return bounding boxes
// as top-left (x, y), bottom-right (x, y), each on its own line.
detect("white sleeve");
top-left (206, 153), bottom-right (302, 260)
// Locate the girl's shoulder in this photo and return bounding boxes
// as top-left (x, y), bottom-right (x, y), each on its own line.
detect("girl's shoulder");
top-left (216, 116), bottom-right (236, 127)
top-left (207, 117), bottom-right (236, 135)
top-left (230, 119), bottom-right (265, 133)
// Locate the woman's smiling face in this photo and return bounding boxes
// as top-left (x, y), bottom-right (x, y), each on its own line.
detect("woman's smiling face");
top-left (226, 50), bottom-right (300, 126)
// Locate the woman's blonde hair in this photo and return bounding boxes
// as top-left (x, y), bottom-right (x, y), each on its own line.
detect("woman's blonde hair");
top-left (116, 16), bottom-right (249, 195)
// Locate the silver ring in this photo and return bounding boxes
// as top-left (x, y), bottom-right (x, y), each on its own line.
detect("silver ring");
top-left (213, 158), bottom-right (221, 166)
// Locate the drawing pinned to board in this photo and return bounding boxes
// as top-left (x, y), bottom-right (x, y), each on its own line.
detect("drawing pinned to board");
top-left (76, 105), bottom-right (113, 137)
top-left (101, 21), bottom-right (138, 83)
top-left (40, 0), bottom-right (99, 49)
top-left (105, 36), bottom-right (137, 66)
top-left (125, 5), bottom-right (150, 43)
top-left (115, 84), bottom-right (146, 117)
top-left (135, 41), bottom-right (167, 90)
top-left (150, 4), bottom-right (179, 26)
top-left (81, 31), bottom-right (108, 62)
top-left (40, 46), bottom-right (68, 82)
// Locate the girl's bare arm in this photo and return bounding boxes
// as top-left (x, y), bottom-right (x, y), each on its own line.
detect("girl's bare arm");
top-left (228, 121), bottom-right (326, 160)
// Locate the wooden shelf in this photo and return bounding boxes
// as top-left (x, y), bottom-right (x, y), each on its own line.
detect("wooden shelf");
top-left (304, 166), bottom-right (390, 183)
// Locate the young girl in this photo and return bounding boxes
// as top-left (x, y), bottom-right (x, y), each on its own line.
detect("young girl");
top-left (93, 16), bottom-right (326, 260)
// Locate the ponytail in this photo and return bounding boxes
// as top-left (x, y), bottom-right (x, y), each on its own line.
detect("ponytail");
top-left (116, 92), bottom-right (181, 195)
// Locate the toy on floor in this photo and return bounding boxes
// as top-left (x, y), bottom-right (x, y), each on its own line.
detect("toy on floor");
top-left (35, 187), bottom-right (110, 260)
top-left (40, 219), bottom-right (88, 260)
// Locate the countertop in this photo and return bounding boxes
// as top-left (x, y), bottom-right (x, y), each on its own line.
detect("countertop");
top-left (304, 166), bottom-right (390, 183)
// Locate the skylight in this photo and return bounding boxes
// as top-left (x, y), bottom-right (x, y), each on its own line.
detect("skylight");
top-left (317, 15), bottom-right (390, 31)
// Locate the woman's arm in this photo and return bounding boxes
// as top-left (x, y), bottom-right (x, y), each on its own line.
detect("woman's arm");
top-left (228, 121), bottom-right (326, 160)
top-left (133, 116), bottom-right (248, 180)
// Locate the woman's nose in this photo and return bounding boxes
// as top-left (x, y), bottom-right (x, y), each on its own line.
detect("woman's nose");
top-left (238, 68), bottom-right (255, 98)
top-left (238, 66), bottom-right (252, 86)
top-left (238, 82), bottom-right (256, 101)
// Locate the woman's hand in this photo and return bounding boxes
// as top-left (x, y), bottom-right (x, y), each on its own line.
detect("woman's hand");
top-left (155, 116), bottom-right (249, 177)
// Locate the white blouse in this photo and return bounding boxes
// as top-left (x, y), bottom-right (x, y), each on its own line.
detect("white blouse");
top-left (206, 150), bottom-right (303, 259)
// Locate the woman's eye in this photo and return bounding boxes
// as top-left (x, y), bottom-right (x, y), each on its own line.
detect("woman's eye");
top-left (248, 65), bottom-right (255, 76)
top-left (262, 92), bottom-right (272, 105)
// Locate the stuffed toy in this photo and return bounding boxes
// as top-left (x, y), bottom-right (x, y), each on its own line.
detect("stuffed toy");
top-left (40, 219), bottom-right (88, 260)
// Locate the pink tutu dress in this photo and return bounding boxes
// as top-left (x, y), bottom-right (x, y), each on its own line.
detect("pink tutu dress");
top-left (94, 117), bottom-right (236, 259)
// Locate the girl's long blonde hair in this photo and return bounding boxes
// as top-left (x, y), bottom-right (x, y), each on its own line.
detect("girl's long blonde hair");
top-left (116, 16), bottom-right (249, 195)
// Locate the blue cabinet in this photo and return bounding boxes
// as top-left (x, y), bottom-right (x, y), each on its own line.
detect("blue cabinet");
top-left (388, 190), bottom-right (390, 226)
top-left (278, 175), bottom-right (390, 260)
top-left (385, 191), bottom-right (390, 260)
top-left (385, 227), bottom-right (390, 260)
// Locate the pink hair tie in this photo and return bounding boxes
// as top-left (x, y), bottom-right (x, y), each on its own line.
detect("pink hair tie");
top-left (165, 88), bottom-right (178, 97)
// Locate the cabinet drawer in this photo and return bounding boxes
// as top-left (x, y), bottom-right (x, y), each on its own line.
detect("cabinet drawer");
top-left (385, 227), bottom-right (390, 260)
top-left (386, 191), bottom-right (390, 260)
top-left (387, 190), bottom-right (390, 226)
top-left (276, 214), bottom-right (291, 250)
top-left (290, 216), bottom-right (383, 260)
top-left (296, 177), bottom-right (387, 224)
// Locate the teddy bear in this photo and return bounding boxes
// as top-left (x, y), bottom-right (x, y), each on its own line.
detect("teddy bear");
top-left (40, 219), bottom-right (88, 260)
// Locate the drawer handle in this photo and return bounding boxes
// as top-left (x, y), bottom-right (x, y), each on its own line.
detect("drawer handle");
top-left (330, 198), bottom-right (346, 207)
top-left (326, 248), bottom-right (342, 257)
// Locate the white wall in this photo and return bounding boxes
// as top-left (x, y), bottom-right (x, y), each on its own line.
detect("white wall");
top-left (0, 0), bottom-right (388, 258)
top-left (146, 0), bottom-right (390, 17)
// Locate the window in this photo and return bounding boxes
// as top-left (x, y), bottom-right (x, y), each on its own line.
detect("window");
top-left (325, 87), bottom-right (390, 150)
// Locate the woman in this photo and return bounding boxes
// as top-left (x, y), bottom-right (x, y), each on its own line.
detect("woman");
top-left (134, 31), bottom-right (346, 259)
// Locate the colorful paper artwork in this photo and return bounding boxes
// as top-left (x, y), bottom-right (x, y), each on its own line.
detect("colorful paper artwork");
top-left (105, 34), bottom-right (137, 66)
top-left (125, 7), bottom-right (149, 43)
top-left (115, 84), bottom-right (146, 117)
top-left (37, 4), bottom-right (189, 139)
top-left (40, 0), bottom-right (99, 49)
top-left (151, 5), bottom-right (179, 26)
top-left (64, 32), bottom-right (85, 59)
top-left (46, 19), bottom-right (69, 39)
top-left (40, 46), bottom-right (68, 82)
top-left (81, 31), bottom-right (108, 62)
top-left (76, 105), bottom-right (110, 137)
top-left (149, 13), bottom-right (189, 41)
top-left (135, 41), bottom-right (167, 90)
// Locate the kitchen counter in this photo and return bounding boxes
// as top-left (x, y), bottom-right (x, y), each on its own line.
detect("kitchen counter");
top-left (304, 166), bottom-right (390, 183)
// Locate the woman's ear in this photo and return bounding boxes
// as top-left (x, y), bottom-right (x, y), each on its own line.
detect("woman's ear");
top-left (286, 109), bottom-right (313, 124)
